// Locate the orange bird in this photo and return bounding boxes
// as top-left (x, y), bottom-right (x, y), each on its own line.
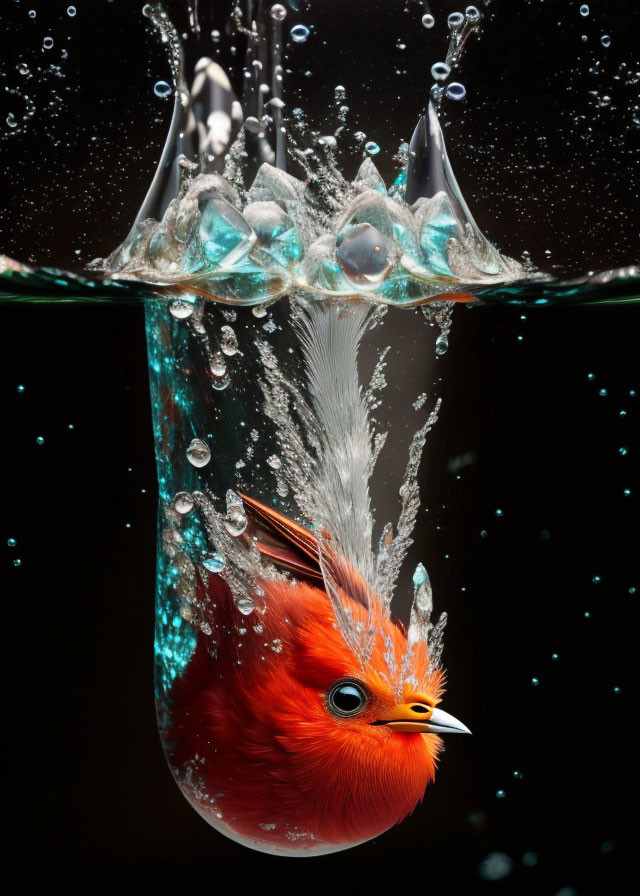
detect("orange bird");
top-left (168, 494), bottom-right (469, 856)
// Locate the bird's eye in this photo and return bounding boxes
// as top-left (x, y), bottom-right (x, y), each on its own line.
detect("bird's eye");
top-left (326, 679), bottom-right (369, 718)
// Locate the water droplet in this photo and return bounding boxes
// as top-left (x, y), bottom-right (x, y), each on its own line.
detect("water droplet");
top-left (435, 332), bottom-right (449, 355)
top-left (67, 5), bottom-right (77, 16)
top-left (224, 508), bottom-right (248, 536)
top-left (236, 595), bottom-right (255, 615)
top-left (244, 116), bottom-right (263, 135)
top-left (580, 4), bottom-right (590, 15)
top-left (336, 223), bottom-right (393, 284)
top-left (13, 558), bottom-right (22, 568)
top-left (413, 563), bottom-right (428, 586)
top-left (592, 575), bottom-right (601, 583)
top-left (259, 822), bottom-right (276, 831)
top-left (551, 652), bottom-right (559, 660)
top-left (269, 639), bottom-right (284, 653)
top-left (17, 62), bottom-right (29, 76)
top-left (495, 789), bottom-right (506, 799)
top-left (522, 851), bottom-right (539, 867)
top-left (531, 677), bottom-right (539, 686)
top-left (495, 508), bottom-right (503, 517)
top-left (512, 770), bottom-right (524, 780)
top-left (43, 37), bottom-right (54, 50)
top-left (36, 436), bottom-right (45, 446)
top-left (17, 384), bottom-right (25, 393)
top-left (447, 12), bottom-right (465, 30)
top-left (154, 80), bottom-right (172, 98)
top-left (479, 852), bottom-right (513, 881)
top-left (210, 352), bottom-right (227, 378)
top-left (422, 13), bottom-right (435, 28)
top-left (623, 488), bottom-right (631, 497)
top-left (587, 372), bottom-right (595, 380)
top-left (173, 492), bottom-right (194, 514)
top-left (290, 24), bottom-right (310, 43)
top-left (431, 61), bottom-right (451, 82)
top-left (270, 4), bottom-right (287, 21)
top-left (6, 113), bottom-right (17, 129)
top-left (186, 438), bottom-right (211, 468)
top-left (169, 299), bottom-right (194, 319)
top-left (445, 82), bottom-right (467, 101)
top-left (613, 685), bottom-right (621, 694)
top-left (142, 4), bottom-right (154, 17)
top-left (601, 34), bottom-right (611, 48)
top-left (7, 538), bottom-right (17, 548)
top-left (599, 388), bottom-right (608, 396)
top-left (202, 552), bottom-right (226, 573)
top-left (220, 325), bottom-right (239, 356)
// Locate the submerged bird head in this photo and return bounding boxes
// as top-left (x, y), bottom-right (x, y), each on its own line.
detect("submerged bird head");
top-left (169, 496), bottom-right (469, 854)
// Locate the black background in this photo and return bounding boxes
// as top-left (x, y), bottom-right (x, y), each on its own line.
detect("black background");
top-left (0, 1), bottom-right (638, 890)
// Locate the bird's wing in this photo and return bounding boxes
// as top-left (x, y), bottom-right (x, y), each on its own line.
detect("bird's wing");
top-left (239, 493), bottom-right (371, 609)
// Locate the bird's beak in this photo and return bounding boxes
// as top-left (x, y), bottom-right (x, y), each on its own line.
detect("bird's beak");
top-left (374, 702), bottom-right (471, 735)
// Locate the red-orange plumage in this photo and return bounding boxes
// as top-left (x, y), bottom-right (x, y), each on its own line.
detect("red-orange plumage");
top-left (167, 498), bottom-right (446, 853)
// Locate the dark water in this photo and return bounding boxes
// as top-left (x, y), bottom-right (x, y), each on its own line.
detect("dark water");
top-left (0, 0), bottom-right (637, 886)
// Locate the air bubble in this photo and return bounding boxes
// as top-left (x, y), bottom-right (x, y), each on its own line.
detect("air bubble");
top-left (270, 4), bottom-right (287, 21)
top-left (447, 12), bottom-right (465, 30)
top-left (186, 438), bottom-right (211, 468)
top-left (169, 299), bottom-right (194, 319)
top-left (445, 82), bottom-right (467, 101)
top-left (173, 492), bottom-right (194, 514)
top-left (154, 80), bottom-right (173, 98)
top-left (220, 325), bottom-right (239, 356)
top-left (431, 62), bottom-right (451, 82)
top-left (365, 141), bottom-right (380, 155)
top-left (210, 352), bottom-right (227, 378)
top-left (224, 508), bottom-right (248, 536)
top-left (236, 595), bottom-right (255, 615)
top-left (202, 552), bottom-right (226, 573)
top-left (465, 6), bottom-right (481, 23)
top-left (43, 37), bottom-right (54, 50)
top-left (6, 113), bottom-right (17, 129)
top-left (601, 34), bottom-right (611, 48)
top-left (290, 24), bottom-right (310, 43)
top-left (435, 333), bottom-right (449, 355)
top-left (67, 5), bottom-right (77, 15)
top-left (422, 14), bottom-right (435, 28)
top-left (580, 4), bottom-right (590, 16)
